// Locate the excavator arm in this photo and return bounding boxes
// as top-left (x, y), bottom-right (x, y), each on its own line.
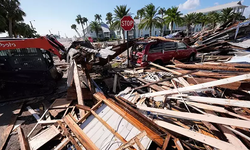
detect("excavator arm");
top-left (0, 36), bottom-right (65, 59)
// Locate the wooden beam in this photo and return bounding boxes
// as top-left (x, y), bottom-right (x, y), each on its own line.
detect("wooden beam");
top-left (141, 74), bottom-right (250, 98)
top-left (77, 99), bottom-right (103, 123)
top-left (171, 95), bottom-right (250, 108)
top-left (67, 61), bottom-right (74, 87)
top-left (137, 106), bottom-right (250, 128)
top-left (174, 138), bottom-right (184, 150)
top-left (175, 63), bottom-right (250, 72)
top-left (63, 114), bottom-right (98, 150)
top-left (149, 62), bottom-right (181, 75)
top-left (49, 98), bottom-right (72, 117)
top-left (73, 60), bottom-right (85, 117)
top-left (135, 137), bottom-right (145, 150)
top-left (57, 121), bottom-right (81, 150)
top-left (162, 134), bottom-right (171, 150)
top-left (155, 120), bottom-right (239, 150)
top-left (93, 92), bottom-right (165, 146)
top-left (116, 131), bottom-right (147, 150)
top-left (54, 138), bottom-right (70, 150)
top-left (17, 126), bottom-right (30, 150)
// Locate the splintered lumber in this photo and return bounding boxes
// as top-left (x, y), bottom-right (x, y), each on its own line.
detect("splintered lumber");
top-left (67, 62), bottom-right (74, 87)
top-left (137, 106), bottom-right (250, 128)
top-left (141, 73), bottom-right (250, 98)
top-left (0, 114), bottom-right (18, 150)
top-left (54, 138), bottom-right (69, 150)
top-left (73, 60), bottom-right (85, 117)
top-left (154, 120), bottom-right (239, 150)
top-left (29, 125), bottom-right (60, 150)
top-left (63, 115), bottom-right (98, 150)
top-left (149, 62), bottom-right (181, 75)
top-left (116, 131), bottom-right (147, 150)
top-left (186, 77), bottom-right (241, 90)
top-left (76, 104), bottom-right (136, 150)
top-left (175, 63), bottom-right (250, 72)
top-left (93, 92), bottom-right (165, 146)
top-left (57, 121), bottom-right (81, 150)
top-left (135, 70), bottom-right (196, 91)
top-left (49, 98), bottom-right (72, 117)
top-left (162, 134), bottom-right (171, 150)
top-left (77, 99), bottom-right (103, 123)
top-left (17, 126), bottom-right (30, 150)
top-left (135, 137), bottom-right (145, 150)
top-left (173, 95), bottom-right (250, 108)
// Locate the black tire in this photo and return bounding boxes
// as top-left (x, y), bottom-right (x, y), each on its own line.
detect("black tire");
top-left (188, 53), bottom-right (196, 62)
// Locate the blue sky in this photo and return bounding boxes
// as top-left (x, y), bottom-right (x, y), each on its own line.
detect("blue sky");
top-left (15, 0), bottom-right (250, 38)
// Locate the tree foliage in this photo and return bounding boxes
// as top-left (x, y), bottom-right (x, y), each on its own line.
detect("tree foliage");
top-left (89, 21), bottom-right (102, 38)
top-left (106, 12), bottom-right (113, 25)
top-left (164, 6), bottom-right (183, 33)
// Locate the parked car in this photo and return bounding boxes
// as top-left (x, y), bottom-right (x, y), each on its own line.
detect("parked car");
top-left (131, 40), bottom-right (197, 67)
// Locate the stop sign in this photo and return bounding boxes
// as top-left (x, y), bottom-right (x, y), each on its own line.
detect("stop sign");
top-left (120, 16), bottom-right (134, 31)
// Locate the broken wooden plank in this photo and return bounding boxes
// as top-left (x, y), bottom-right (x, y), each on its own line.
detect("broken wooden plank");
top-left (67, 61), bottom-right (74, 87)
top-left (162, 134), bottom-right (171, 150)
top-left (54, 138), bottom-right (69, 150)
top-left (29, 125), bottom-right (60, 150)
top-left (17, 126), bottom-right (30, 150)
top-left (135, 137), bottom-right (145, 150)
top-left (0, 114), bottom-right (18, 150)
top-left (149, 62), bottom-right (181, 75)
top-left (171, 95), bottom-right (250, 108)
top-left (116, 131), bottom-right (147, 150)
top-left (175, 63), bottom-right (250, 72)
top-left (141, 74), bottom-right (250, 98)
top-left (155, 120), bottom-right (239, 150)
top-left (174, 138), bottom-right (184, 150)
top-left (94, 92), bottom-right (165, 147)
top-left (73, 60), bottom-right (85, 117)
top-left (63, 114), bottom-right (98, 150)
top-left (49, 98), bottom-right (72, 117)
top-left (137, 106), bottom-right (250, 128)
top-left (57, 121), bottom-right (81, 150)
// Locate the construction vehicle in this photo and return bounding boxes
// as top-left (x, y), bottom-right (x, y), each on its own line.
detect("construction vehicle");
top-left (0, 35), bottom-right (66, 101)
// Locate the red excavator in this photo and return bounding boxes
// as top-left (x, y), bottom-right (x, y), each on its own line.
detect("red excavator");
top-left (0, 35), bottom-right (66, 101)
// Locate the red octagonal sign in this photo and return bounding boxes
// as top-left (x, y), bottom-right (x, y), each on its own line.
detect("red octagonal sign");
top-left (120, 16), bottom-right (134, 31)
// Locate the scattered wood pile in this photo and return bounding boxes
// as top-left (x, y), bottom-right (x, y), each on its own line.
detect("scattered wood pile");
top-left (190, 19), bottom-right (250, 55)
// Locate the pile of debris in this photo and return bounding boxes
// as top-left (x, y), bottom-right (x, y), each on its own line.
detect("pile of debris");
top-left (190, 19), bottom-right (250, 57)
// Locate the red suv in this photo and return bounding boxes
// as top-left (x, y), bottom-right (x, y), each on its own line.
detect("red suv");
top-left (131, 40), bottom-right (197, 66)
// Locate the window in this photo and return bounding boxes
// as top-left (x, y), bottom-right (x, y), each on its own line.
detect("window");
top-left (177, 42), bottom-right (187, 49)
top-left (163, 42), bottom-right (176, 51)
top-left (149, 43), bottom-right (163, 53)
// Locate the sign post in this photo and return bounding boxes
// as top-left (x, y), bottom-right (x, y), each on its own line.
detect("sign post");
top-left (120, 16), bottom-right (134, 67)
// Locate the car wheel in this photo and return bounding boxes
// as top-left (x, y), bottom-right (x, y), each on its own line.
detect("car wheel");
top-left (188, 54), bottom-right (196, 62)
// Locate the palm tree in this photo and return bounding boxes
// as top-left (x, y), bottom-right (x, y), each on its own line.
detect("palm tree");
top-left (138, 3), bottom-right (161, 36)
top-left (71, 24), bottom-right (81, 37)
top-left (106, 12), bottom-right (113, 25)
top-left (134, 15), bottom-right (139, 19)
top-left (232, 12), bottom-right (244, 22)
top-left (89, 21), bottom-right (102, 39)
top-left (137, 8), bottom-right (145, 37)
top-left (76, 14), bottom-right (85, 37)
top-left (220, 8), bottom-right (234, 23)
top-left (183, 13), bottom-right (196, 36)
top-left (207, 12), bottom-right (220, 28)
top-left (1, 0), bottom-right (26, 37)
top-left (83, 17), bottom-right (88, 35)
top-left (195, 13), bottom-right (208, 30)
top-left (164, 6), bottom-right (183, 34)
top-left (95, 14), bottom-right (102, 23)
top-left (158, 7), bottom-right (166, 36)
top-left (111, 5), bottom-right (131, 43)
top-left (14, 22), bottom-right (36, 38)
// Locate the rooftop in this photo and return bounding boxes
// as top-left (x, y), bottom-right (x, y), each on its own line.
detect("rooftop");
top-left (192, 1), bottom-right (248, 14)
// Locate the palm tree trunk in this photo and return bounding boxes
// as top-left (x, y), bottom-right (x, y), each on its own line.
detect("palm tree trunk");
top-left (171, 21), bottom-right (173, 34)
top-left (81, 23), bottom-right (85, 38)
top-left (8, 18), bottom-right (13, 38)
top-left (161, 14), bottom-right (164, 36)
top-left (122, 30), bottom-right (125, 43)
top-left (75, 29), bottom-right (81, 37)
top-left (187, 25), bottom-right (190, 36)
top-left (149, 27), bottom-right (152, 36)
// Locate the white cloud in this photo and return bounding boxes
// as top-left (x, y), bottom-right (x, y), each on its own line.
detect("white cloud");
top-left (179, 0), bottom-right (200, 11)
top-left (214, 2), bottom-right (219, 5)
top-left (243, 6), bottom-right (250, 18)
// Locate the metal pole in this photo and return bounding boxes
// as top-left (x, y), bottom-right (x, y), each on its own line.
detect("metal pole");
top-left (126, 30), bottom-right (130, 68)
